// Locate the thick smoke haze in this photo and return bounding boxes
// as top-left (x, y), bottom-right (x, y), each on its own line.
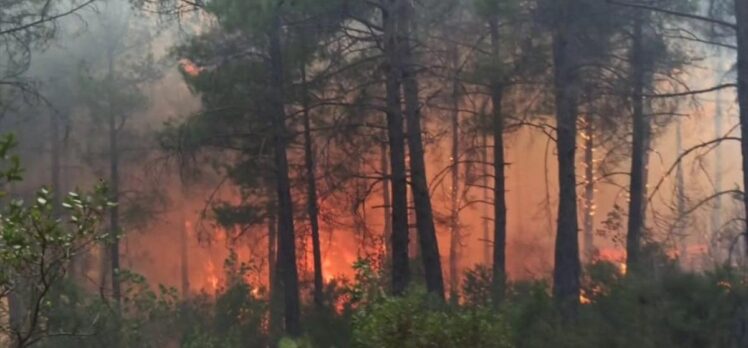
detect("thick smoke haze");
top-left (2, 0), bottom-right (748, 346)
top-left (2, 0), bottom-right (743, 294)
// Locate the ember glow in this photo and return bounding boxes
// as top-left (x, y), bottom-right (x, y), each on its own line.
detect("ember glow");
top-left (179, 58), bottom-right (202, 77)
top-left (204, 259), bottom-right (220, 292)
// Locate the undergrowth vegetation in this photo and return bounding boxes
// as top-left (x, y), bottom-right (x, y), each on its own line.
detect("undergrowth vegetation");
top-left (22, 253), bottom-right (748, 348)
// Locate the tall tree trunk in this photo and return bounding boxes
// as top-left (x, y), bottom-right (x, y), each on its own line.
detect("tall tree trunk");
top-left (448, 44), bottom-right (461, 298)
top-left (50, 113), bottom-right (61, 218)
top-left (488, 14), bottom-right (507, 301)
top-left (400, 0), bottom-right (445, 300)
top-left (734, 0), bottom-right (748, 256)
top-left (626, 11), bottom-right (647, 271)
top-left (381, 139), bottom-right (393, 259)
top-left (107, 47), bottom-right (121, 305)
top-left (583, 115), bottom-right (595, 259)
top-left (300, 61), bottom-right (324, 308)
top-left (551, 0), bottom-right (581, 315)
top-left (180, 217), bottom-right (190, 299)
top-left (268, 209), bottom-right (277, 294)
top-left (483, 129), bottom-right (490, 265)
top-left (268, 208), bottom-right (283, 341)
top-left (408, 189), bottom-right (419, 260)
top-left (382, 1), bottom-right (410, 296)
top-left (268, 12), bottom-right (301, 337)
top-left (675, 118), bottom-right (687, 265)
top-left (712, 71), bottom-right (724, 253)
top-left (641, 104), bottom-right (653, 235)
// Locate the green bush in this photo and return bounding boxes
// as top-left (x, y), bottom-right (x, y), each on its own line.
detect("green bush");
top-left (497, 261), bottom-right (748, 348)
top-left (352, 289), bottom-right (513, 348)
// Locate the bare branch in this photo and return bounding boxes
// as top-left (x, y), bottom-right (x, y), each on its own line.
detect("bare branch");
top-left (0, 0), bottom-right (97, 36)
top-left (607, 0), bottom-right (737, 30)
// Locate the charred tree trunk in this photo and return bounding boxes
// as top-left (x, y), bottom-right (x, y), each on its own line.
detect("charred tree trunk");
top-left (268, 209), bottom-right (277, 294)
top-left (675, 118), bottom-right (687, 264)
top-left (381, 139), bottom-right (393, 259)
top-left (268, 13), bottom-right (301, 337)
top-left (488, 14), bottom-right (507, 302)
top-left (641, 105), bottom-right (653, 232)
top-left (483, 130), bottom-right (490, 265)
top-left (267, 208), bottom-right (283, 341)
top-left (626, 11), bottom-right (647, 272)
top-left (583, 115), bottom-right (595, 259)
top-left (713, 72), bottom-right (724, 251)
top-left (551, 0), bottom-right (581, 315)
top-left (300, 61), bottom-right (324, 308)
top-left (400, 0), bottom-right (445, 300)
top-left (448, 44), bottom-right (461, 298)
top-left (50, 113), bottom-right (61, 217)
top-left (734, 0), bottom-right (748, 256)
top-left (180, 218), bottom-right (190, 299)
top-left (382, 1), bottom-right (410, 296)
top-left (408, 190), bottom-right (419, 260)
top-left (108, 110), bottom-right (121, 306)
top-left (106, 46), bottom-right (121, 306)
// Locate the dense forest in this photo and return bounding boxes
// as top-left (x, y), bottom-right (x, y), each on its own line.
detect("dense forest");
top-left (1, 0), bottom-right (748, 347)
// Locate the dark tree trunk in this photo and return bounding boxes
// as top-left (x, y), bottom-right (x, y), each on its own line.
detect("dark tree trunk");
top-left (268, 13), bottom-right (301, 337)
top-left (551, 0), bottom-right (581, 316)
top-left (733, 29), bottom-right (748, 311)
top-left (381, 139), bottom-right (393, 259)
top-left (107, 47), bottom-right (121, 306)
top-left (300, 62), bottom-right (324, 308)
top-left (583, 116), bottom-right (595, 259)
top-left (108, 113), bottom-right (121, 305)
top-left (448, 43), bottom-right (461, 298)
top-left (675, 119), bottom-right (687, 263)
top-left (400, 0), bottom-right (445, 300)
top-left (50, 113), bottom-right (61, 218)
top-left (483, 131), bottom-right (491, 265)
top-left (735, 0), bottom-right (748, 256)
top-left (641, 109), bottom-right (653, 235)
top-left (488, 14), bottom-right (507, 302)
top-left (712, 74), bottom-right (724, 247)
top-left (382, 1), bottom-right (410, 296)
top-left (267, 208), bottom-right (283, 341)
top-left (180, 216), bottom-right (190, 299)
top-left (408, 190), bottom-right (419, 260)
top-left (268, 210), bottom-right (277, 294)
top-left (626, 12), bottom-right (647, 272)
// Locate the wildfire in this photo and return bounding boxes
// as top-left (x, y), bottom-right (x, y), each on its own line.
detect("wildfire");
top-left (597, 247), bottom-right (627, 275)
top-left (316, 231), bottom-right (359, 283)
top-left (204, 259), bottom-right (220, 292)
top-left (179, 58), bottom-right (202, 77)
top-left (323, 258), bottom-right (335, 282)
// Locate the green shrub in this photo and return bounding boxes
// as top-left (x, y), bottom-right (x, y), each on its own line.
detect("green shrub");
top-left (352, 289), bottom-right (513, 348)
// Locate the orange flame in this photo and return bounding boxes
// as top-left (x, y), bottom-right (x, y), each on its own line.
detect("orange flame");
top-left (179, 58), bottom-right (202, 77)
top-left (204, 259), bottom-right (220, 292)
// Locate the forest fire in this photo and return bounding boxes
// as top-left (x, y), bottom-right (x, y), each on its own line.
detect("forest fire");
top-left (4, 0), bottom-right (748, 346)
top-left (204, 260), bottom-right (220, 293)
top-left (179, 58), bottom-right (202, 77)
top-left (597, 247), bottom-right (627, 275)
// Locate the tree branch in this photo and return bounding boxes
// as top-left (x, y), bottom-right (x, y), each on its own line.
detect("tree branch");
top-left (607, 0), bottom-right (737, 30)
top-left (0, 0), bottom-right (97, 36)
